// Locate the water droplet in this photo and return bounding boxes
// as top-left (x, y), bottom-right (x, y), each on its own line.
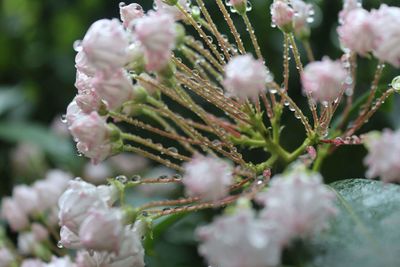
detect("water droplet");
top-left (167, 147), bottom-right (178, 154)
top-left (173, 173), bottom-right (182, 180)
top-left (212, 139), bottom-right (222, 146)
top-left (74, 177), bottom-right (82, 181)
top-left (246, 1), bottom-right (252, 11)
top-left (73, 40), bottom-right (82, 52)
top-left (131, 174), bottom-right (141, 182)
top-left (57, 241), bottom-right (64, 249)
top-left (116, 175), bottom-right (128, 184)
top-left (61, 114), bottom-right (67, 123)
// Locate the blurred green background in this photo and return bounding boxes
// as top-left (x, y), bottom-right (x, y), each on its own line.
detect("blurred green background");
top-left (0, 0), bottom-right (399, 266)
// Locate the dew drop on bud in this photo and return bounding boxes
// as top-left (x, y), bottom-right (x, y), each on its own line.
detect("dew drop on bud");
top-left (167, 147), bottom-right (178, 154)
top-left (57, 241), bottom-right (64, 249)
top-left (131, 174), bottom-right (141, 182)
top-left (173, 173), bottom-right (182, 180)
top-left (60, 114), bottom-right (67, 123)
top-left (391, 76), bottom-right (400, 92)
top-left (116, 175), bottom-right (128, 184)
top-left (73, 40), bottom-right (82, 52)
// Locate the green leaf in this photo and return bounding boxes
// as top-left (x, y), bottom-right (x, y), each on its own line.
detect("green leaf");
top-left (305, 179), bottom-right (400, 267)
top-left (0, 121), bottom-right (81, 170)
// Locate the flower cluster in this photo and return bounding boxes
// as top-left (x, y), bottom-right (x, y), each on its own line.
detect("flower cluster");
top-left (0, 170), bottom-right (71, 265)
top-left (58, 179), bottom-right (145, 267)
top-left (1, 170), bottom-right (71, 232)
top-left (3, 0), bottom-right (400, 265)
top-left (338, 4), bottom-right (400, 67)
top-left (197, 168), bottom-right (337, 267)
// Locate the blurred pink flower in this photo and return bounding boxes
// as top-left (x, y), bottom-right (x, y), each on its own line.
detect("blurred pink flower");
top-left (256, 168), bottom-right (337, 243)
top-left (370, 5), bottom-right (400, 67)
top-left (1, 198), bottom-right (29, 232)
top-left (197, 209), bottom-right (283, 267)
top-left (338, 8), bottom-right (375, 55)
top-left (0, 247), bottom-right (15, 267)
top-left (301, 57), bottom-right (346, 103)
top-left (183, 154), bottom-right (233, 201)
top-left (364, 129), bottom-right (400, 183)
top-left (223, 54), bottom-right (270, 101)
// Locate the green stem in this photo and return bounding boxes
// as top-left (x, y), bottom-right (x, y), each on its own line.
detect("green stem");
top-left (312, 144), bottom-right (329, 171)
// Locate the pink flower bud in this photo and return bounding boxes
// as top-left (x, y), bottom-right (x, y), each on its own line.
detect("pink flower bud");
top-left (256, 168), bottom-right (337, 243)
top-left (59, 226), bottom-right (82, 249)
top-left (271, 1), bottom-right (294, 30)
top-left (364, 129), bottom-right (400, 183)
top-left (183, 154), bottom-right (233, 201)
top-left (109, 225), bottom-right (145, 267)
top-left (223, 54), bottom-right (271, 101)
top-left (58, 179), bottom-right (106, 233)
top-left (370, 5), bottom-right (400, 67)
top-left (119, 3), bottom-right (144, 28)
top-left (135, 11), bottom-right (176, 72)
top-left (292, 0), bottom-right (314, 38)
top-left (76, 251), bottom-right (108, 267)
top-left (78, 142), bottom-right (114, 165)
top-left (154, 0), bottom-right (190, 21)
top-left (79, 208), bottom-right (124, 253)
top-left (97, 184), bottom-right (119, 206)
top-left (75, 50), bottom-right (96, 77)
top-left (12, 185), bottom-right (40, 215)
top-left (337, 9), bottom-right (375, 55)
top-left (81, 19), bottom-right (129, 72)
top-left (1, 197), bottom-right (29, 232)
top-left (75, 92), bottom-right (101, 114)
top-left (301, 57), bottom-right (346, 103)
top-left (75, 71), bottom-right (93, 93)
top-left (92, 69), bottom-right (134, 110)
top-left (69, 112), bottom-right (113, 162)
top-left (65, 100), bottom-right (83, 127)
